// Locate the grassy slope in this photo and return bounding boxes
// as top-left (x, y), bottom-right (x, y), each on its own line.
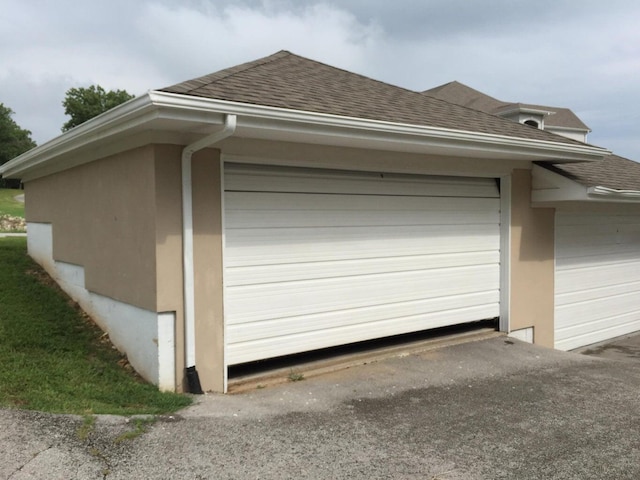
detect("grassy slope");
top-left (0, 188), bottom-right (25, 218)
top-left (0, 237), bottom-right (191, 414)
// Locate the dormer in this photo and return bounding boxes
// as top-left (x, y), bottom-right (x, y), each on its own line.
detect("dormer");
top-left (422, 82), bottom-right (591, 143)
top-left (493, 104), bottom-right (554, 131)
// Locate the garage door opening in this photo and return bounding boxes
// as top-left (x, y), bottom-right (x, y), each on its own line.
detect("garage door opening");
top-left (228, 318), bottom-right (498, 385)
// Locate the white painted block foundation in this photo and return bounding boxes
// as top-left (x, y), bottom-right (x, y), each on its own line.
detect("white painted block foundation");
top-left (26, 222), bottom-right (175, 391)
top-left (509, 327), bottom-right (534, 343)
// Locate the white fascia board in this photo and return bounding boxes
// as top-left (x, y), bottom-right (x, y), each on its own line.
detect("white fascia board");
top-left (532, 164), bottom-right (640, 204)
top-left (1, 90), bottom-right (609, 181)
top-left (497, 106), bottom-right (555, 117)
top-left (547, 124), bottom-right (591, 133)
top-left (587, 186), bottom-right (640, 200)
top-left (546, 125), bottom-right (592, 134)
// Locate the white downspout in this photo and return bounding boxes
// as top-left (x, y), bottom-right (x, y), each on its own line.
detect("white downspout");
top-left (182, 114), bottom-right (237, 393)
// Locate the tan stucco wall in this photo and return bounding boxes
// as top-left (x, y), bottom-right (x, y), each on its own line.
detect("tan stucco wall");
top-left (153, 144), bottom-right (186, 391)
top-left (25, 143), bottom-right (226, 393)
top-left (192, 150), bottom-right (225, 392)
top-left (509, 168), bottom-right (555, 347)
top-left (25, 146), bottom-right (158, 311)
top-left (152, 144), bottom-right (225, 392)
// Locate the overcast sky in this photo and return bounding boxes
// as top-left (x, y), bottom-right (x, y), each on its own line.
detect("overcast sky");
top-left (1, 0), bottom-right (638, 159)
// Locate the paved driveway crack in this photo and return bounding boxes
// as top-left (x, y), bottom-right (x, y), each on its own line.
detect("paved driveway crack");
top-left (7, 445), bottom-right (54, 479)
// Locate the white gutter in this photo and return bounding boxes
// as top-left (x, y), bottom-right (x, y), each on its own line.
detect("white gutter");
top-left (182, 114), bottom-right (237, 393)
top-left (588, 186), bottom-right (640, 200)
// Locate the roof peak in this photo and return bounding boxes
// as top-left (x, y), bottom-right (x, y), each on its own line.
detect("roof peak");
top-left (157, 50), bottom-right (586, 147)
top-left (160, 50), bottom-right (423, 98)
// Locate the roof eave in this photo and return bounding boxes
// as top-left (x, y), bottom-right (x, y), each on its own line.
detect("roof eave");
top-left (0, 94), bottom-right (159, 179)
top-left (531, 164), bottom-right (640, 205)
top-left (150, 91), bottom-right (608, 162)
top-left (497, 106), bottom-right (555, 117)
top-left (545, 124), bottom-right (592, 134)
top-left (1, 90), bottom-right (609, 181)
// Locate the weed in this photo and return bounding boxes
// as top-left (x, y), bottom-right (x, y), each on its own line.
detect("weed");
top-left (115, 417), bottom-right (157, 443)
top-left (77, 415), bottom-right (96, 441)
top-left (288, 370), bottom-right (305, 382)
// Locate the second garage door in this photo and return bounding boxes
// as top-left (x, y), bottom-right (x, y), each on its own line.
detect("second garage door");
top-left (223, 164), bottom-right (501, 365)
top-left (555, 211), bottom-right (640, 350)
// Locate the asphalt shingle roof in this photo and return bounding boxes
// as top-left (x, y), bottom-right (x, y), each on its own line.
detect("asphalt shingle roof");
top-left (423, 81), bottom-right (590, 131)
top-left (542, 154), bottom-right (640, 191)
top-left (424, 81), bottom-right (640, 192)
top-left (160, 51), bottom-right (585, 146)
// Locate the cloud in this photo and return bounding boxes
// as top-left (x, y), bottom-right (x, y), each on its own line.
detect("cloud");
top-left (135, 1), bottom-right (381, 85)
top-left (1, 0), bottom-right (383, 144)
top-left (0, 0), bottom-right (638, 160)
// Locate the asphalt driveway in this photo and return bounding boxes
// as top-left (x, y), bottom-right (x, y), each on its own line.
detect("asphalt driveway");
top-left (3, 335), bottom-right (640, 479)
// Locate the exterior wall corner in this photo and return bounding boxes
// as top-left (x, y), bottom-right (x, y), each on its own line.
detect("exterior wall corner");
top-left (509, 168), bottom-right (555, 348)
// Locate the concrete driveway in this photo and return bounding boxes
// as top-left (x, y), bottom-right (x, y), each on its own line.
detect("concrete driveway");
top-left (2, 335), bottom-right (640, 479)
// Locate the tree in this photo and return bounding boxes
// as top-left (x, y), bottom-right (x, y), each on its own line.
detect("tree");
top-left (0, 103), bottom-right (37, 188)
top-left (62, 85), bottom-right (134, 131)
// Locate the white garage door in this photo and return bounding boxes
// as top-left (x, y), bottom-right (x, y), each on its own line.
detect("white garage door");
top-left (555, 211), bottom-right (640, 350)
top-left (224, 164), bottom-right (501, 365)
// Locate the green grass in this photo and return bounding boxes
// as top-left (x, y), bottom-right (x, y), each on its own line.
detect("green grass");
top-left (0, 237), bottom-right (192, 415)
top-left (114, 417), bottom-right (156, 443)
top-left (0, 188), bottom-right (25, 218)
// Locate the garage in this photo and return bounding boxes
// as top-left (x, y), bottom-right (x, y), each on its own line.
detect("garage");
top-left (223, 163), bottom-right (502, 365)
top-left (555, 211), bottom-right (640, 350)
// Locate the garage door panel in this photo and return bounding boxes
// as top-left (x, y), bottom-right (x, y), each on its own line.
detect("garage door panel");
top-left (557, 213), bottom-right (640, 226)
top-left (556, 313), bottom-right (640, 351)
top-left (228, 303), bottom-right (500, 364)
top-left (227, 291), bottom-right (499, 344)
top-left (225, 164), bottom-right (500, 198)
top-left (226, 251), bottom-right (500, 286)
top-left (224, 164), bottom-right (501, 365)
top-left (555, 211), bottom-right (640, 350)
top-left (225, 224), bottom-right (500, 267)
top-left (557, 243), bottom-right (640, 263)
top-left (226, 191), bottom-right (499, 213)
top-left (557, 280), bottom-right (640, 306)
top-left (228, 209), bottom-right (499, 230)
top-left (556, 292), bottom-right (640, 326)
top-left (225, 265), bottom-right (499, 324)
top-left (556, 260), bottom-right (640, 293)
